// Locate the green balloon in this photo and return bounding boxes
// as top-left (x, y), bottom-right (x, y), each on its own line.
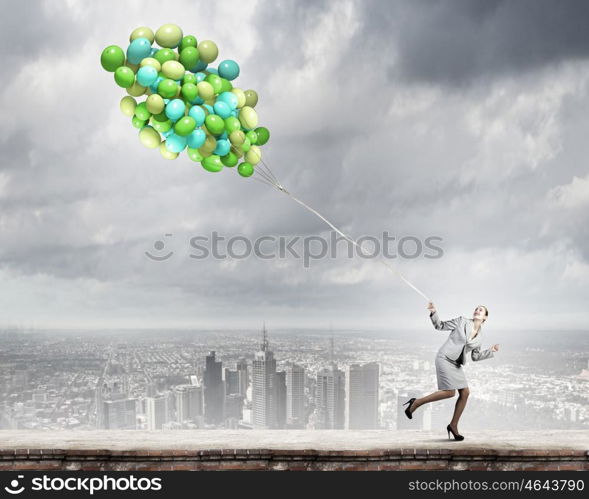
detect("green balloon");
top-left (224, 116), bottom-right (241, 133)
top-left (238, 162), bottom-right (254, 177)
top-left (246, 130), bottom-right (258, 145)
top-left (155, 24), bottom-right (183, 48)
top-left (131, 115), bottom-right (147, 129)
top-left (255, 127), bottom-right (270, 145)
top-left (183, 73), bottom-right (197, 85)
top-left (134, 102), bottom-right (151, 121)
top-left (205, 74), bottom-right (222, 94)
top-left (154, 48), bottom-right (177, 65)
top-left (152, 111), bottom-right (168, 122)
top-left (181, 83), bottom-right (198, 103)
top-left (151, 118), bottom-right (172, 133)
top-left (114, 66), bottom-right (135, 88)
top-left (205, 114), bottom-right (225, 135)
top-left (219, 78), bottom-right (232, 93)
top-left (244, 89), bottom-right (259, 107)
top-left (179, 47), bottom-right (199, 71)
top-left (120, 96), bottom-right (137, 117)
top-left (241, 137), bottom-right (251, 152)
top-left (157, 79), bottom-right (179, 99)
top-left (146, 94), bottom-right (165, 114)
top-left (139, 126), bottom-right (161, 148)
top-left (174, 116), bottom-right (197, 136)
top-left (202, 155), bottom-right (223, 172)
top-left (187, 147), bottom-right (204, 162)
top-left (180, 35), bottom-right (198, 51)
top-left (197, 40), bottom-right (218, 63)
top-left (101, 45), bottom-right (125, 72)
top-left (221, 151), bottom-right (238, 167)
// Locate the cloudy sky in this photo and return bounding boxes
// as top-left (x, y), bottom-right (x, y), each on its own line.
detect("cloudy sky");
top-left (0, 0), bottom-right (588, 331)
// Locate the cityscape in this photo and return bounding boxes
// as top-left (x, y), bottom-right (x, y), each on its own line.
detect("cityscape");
top-left (0, 325), bottom-right (587, 432)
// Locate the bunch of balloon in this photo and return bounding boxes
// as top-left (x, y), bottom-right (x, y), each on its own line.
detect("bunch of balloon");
top-left (100, 24), bottom-right (270, 177)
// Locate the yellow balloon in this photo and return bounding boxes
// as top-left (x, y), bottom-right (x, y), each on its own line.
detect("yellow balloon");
top-left (232, 146), bottom-right (244, 159)
top-left (155, 24), bottom-right (183, 49)
top-left (197, 81), bottom-right (215, 101)
top-left (245, 145), bottom-right (261, 165)
top-left (139, 126), bottom-right (161, 149)
top-left (238, 106), bottom-right (258, 129)
top-left (125, 61), bottom-right (139, 73)
top-left (197, 40), bottom-right (218, 63)
top-left (231, 88), bottom-right (246, 108)
top-left (146, 94), bottom-right (165, 114)
top-left (204, 98), bottom-right (216, 107)
top-left (201, 135), bottom-right (217, 153)
top-left (198, 147), bottom-right (212, 158)
top-left (139, 57), bottom-right (161, 72)
top-left (161, 60), bottom-right (184, 80)
top-left (244, 89), bottom-right (258, 107)
top-left (229, 130), bottom-right (245, 146)
top-left (130, 26), bottom-right (155, 44)
top-left (126, 81), bottom-right (146, 97)
top-left (120, 96), bottom-right (137, 117)
top-left (160, 142), bottom-right (178, 160)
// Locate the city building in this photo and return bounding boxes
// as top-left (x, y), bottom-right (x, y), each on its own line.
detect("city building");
top-left (316, 365), bottom-right (345, 429)
top-left (346, 362), bottom-right (379, 429)
top-left (286, 363), bottom-right (306, 428)
top-left (145, 396), bottom-right (167, 430)
top-left (203, 351), bottom-right (224, 425)
top-left (252, 324), bottom-right (279, 429)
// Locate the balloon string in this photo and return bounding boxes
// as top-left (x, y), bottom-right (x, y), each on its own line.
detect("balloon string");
top-left (241, 147), bottom-right (431, 302)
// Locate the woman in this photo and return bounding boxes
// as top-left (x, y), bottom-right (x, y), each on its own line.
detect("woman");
top-left (402, 302), bottom-right (499, 440)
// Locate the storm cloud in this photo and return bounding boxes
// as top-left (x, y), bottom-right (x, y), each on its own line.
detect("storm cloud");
top-left (0, 0), bottom-right (587, 330)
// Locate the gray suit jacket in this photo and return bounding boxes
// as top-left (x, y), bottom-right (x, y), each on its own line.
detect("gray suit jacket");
top-left (430, 311), bottom-right (494, 365)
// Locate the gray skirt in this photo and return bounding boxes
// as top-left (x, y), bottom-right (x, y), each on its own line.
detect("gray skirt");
top-left (435, 350), bottom-right (468, 390)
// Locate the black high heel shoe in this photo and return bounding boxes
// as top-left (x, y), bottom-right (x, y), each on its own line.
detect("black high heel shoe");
top-left (446, 424), bottom-right (464, 441)
top-left (402, 398), bottom-right (416, 419)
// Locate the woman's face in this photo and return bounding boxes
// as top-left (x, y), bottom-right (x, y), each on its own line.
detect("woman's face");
top-left (473, 306), bottom-right (487, 321)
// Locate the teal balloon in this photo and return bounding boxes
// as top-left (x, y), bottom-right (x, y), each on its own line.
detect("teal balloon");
top-left (213, 101), bottom-right (231, 119)
top-left (165, 133), bottom-right (187, 153)
top-left (137, 65), bottom-right (158, 86)
top-left (126, 37), bottom-right (152, 65)
top-left (194, 60), bottom-right (208, 72)
top-left (187, 128), bottom-right (206, 148)
top-left (218, 60), bottom-right (240, 81)
top-left (194, 72), bottom-right (207, 83)
top-left (150, 76), bottom-right (163, 92)
top-left (188, 105), bottom-right (206, 126)
top-left (214, 138), bottom-right (230, 156)
top-left (165, 99), bottom-right (186, 121)
top-left (217, 91), bottom-right (238, 109)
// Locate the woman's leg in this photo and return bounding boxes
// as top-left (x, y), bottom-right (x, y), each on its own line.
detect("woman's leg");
top-left (449, 387), bottom-right (470, 431)
top-left (410, 389), bottom-right (455, 413)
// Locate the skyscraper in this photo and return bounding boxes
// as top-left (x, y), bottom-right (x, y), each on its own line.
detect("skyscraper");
top-left (346, 362), bottom-right (379, 429)
top-left (146, 396), bottom-right (167, 430)
top-left (286, 363), bottom-right (306, 428)
top-left (102, 398), bottom-right (136, 429)
top-left (275, 370), bottom-right (286, 429)
top-left (224, 368), bottom-right (240, 396)
top-left (203, 351), bottom-right (224, 425)
top-left (175, 385), bottom-right (203, 424)
top-left (316, 365), bottom-right (345, 429)
top-left (252, 324), bottom-right (278, 429)
top-left (237, 358), bottom-right (249, 397)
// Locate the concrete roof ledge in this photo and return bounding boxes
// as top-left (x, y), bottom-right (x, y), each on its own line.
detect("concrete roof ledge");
top-left (1, 430), bottom-right (588, 471)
